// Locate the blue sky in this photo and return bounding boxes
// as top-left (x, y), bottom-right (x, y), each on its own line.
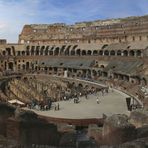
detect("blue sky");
top-left (0, 0), bottom-right (148, 42)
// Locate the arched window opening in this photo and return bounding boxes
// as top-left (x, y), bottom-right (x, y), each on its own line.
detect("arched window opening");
top-left (65, 46), bottom-right (71, 56)
top-left (117, 50), bottom-right (121, 56)
top-left (40, 46), bottom-right (45, 55)
top-left (36, 46), bottom-right (40, 55)
top-left (123, 50), bottom-right (128, 56)
top-left (54, 47), bottom-right (60, 56)
top-left (104, 50), bottom-right (109, 56)
top-left (8, 62), bottom-right (13, 70)
top-left (93, 50), bottom-right (98, 56)
top-left (99, 50), bottom-right (103, 56)
top-left (60, 45), bottom-right (66, 55)
top-left (110, 50), bottom-right (115, 56)
top-left (31, 46), bottom-right (35, 55)
top-left (136, 50), bottom-right (142, 57)
top-left (87, 50), bottom-right (92, 55)
top-left (49, 50), bottom-right (53, 55)
top-left (26, 48), bottom-right (30, 56)
top-left (45, 47), bottom-right (49, 55)
top-left (129, 50), bottom-right (135, 56)
top-left (71, 49), bottom-right (75, 56)
top-left (82, 50), bottom-right (86, 56)
top-left (76, 49), bottom-right (81, 56)
top-left (22, 51), bottom-right (25, 56)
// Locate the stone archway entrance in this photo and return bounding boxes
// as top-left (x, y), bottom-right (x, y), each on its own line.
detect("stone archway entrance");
top-left (8, 62), bottom-right (14, 70)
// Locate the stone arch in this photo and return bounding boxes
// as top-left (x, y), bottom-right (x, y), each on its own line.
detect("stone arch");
top-left (26, 62), bottom-right (30, 70)
top-left (60, 45), bottom-right (66, 55)
top-left (117, 50), bottom-right (122, 56)
top-left (40, 46), bottom-right (45, 55)
top-left (76, 49), bottom-right (81, 56)
top-left (17, 51), bottom-right (21, 56)
top-left (22, 51), bottom-right (25, 56)
top-left (87, 50), bottom-right (92, 56)
top-left (22, 64), bottom-right (26, 70)
top-left (93, 50), bottom-right (98, 56)
top-left (129, 50), bottom-right (135, 56)
top-left (110, 50), bottom-right (115, 56)
top-left (73, 45), bottom-right (78, 50)
top-left (36, 46), bottom-right (40, 55)
top-left (49, 46), bottom-right (54, 55)
top-left (102, 44), bottom-right (108, 49)
top-left (71, 49), bottom-right (75, 56)
top-left (54, 47), bottom-right (60, 56)
top-left (123, 50), bottom-right (128, 56)
top-left (49, 50), bottom-right (53, 56)
top-left (99, 50), bottom-right (103, 56)
top-left (8, 62), bottom-right (14, 70)
top-left (26, 47), bottom-right (30, 56)
top-left (136, 50), bottom-right (142, 57)
top-left (45, 46), bottom-right (49, 55)
top-left (64, 46), bottom-right (71, 56)
top-left (81, 50), bottom-right (86, 56)
top-left (31, 46), bottom-right (35, 55)
top-left (104, 50), bottom-right (109, 56)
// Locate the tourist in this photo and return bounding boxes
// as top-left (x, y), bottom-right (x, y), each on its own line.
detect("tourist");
top-left (63, 96), bottom-right (67, 101)
top-left (85, 93), bottom-right (88, 99)
top-left (79, 92), bottom-right (82, 97)
top-left (54, 104), bottom-right (57, 111)
top-left (96, 97), bottom-right (100, 104)
top-left (57, 103), bottom-right (59, 110)
top-left (101, 90), bottom-right (104, 96)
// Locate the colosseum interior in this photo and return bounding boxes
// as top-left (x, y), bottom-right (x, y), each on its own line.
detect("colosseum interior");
top-left (0, 15), bottom-right (148, 147)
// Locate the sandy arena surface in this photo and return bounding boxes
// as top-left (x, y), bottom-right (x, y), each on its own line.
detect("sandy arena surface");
top-left (28, 89), bottom-right (130, 119)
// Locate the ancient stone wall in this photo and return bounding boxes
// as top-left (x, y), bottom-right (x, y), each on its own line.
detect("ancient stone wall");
top-left (19, 15), bottom-right (148, 44)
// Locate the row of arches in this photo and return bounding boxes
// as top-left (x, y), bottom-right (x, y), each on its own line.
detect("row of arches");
top-left (1, 47), bottom-right (15, 56)
top-left (18, 48), bottom-right (143, 57)
top-left (17, 63), bottom-right (147, 86)
top-left (0, 45), bottom-right (143, 57)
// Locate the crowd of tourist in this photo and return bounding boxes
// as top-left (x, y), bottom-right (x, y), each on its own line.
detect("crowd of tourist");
top-left (26, 85), bottom-right (110, 112)
top-left (27, 99), bottom-right (52, 111)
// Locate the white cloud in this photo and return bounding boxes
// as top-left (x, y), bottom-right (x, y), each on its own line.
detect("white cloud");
top-left (0, 0), bottom-right (147, 42)
top-left (0, 23), bottom-right (7, 29)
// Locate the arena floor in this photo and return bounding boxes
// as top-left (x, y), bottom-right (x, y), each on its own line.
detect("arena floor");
top-left (29, 89), bottom-right (130, 119)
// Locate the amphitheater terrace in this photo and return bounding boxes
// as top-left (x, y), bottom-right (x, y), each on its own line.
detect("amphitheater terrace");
top-left (0, 15), bottom-right (148, 147)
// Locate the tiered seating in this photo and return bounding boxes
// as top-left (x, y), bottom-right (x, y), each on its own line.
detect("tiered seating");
top-left (8, 79), bottom-right (44, 103)
top-left (8, 81), bottom-right (31, 103)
